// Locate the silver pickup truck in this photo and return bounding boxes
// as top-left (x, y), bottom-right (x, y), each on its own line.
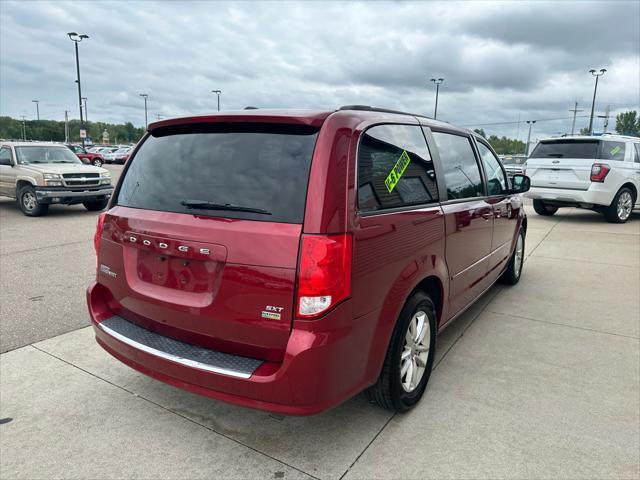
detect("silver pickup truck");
top-left (0, 141), bottom-right (113, 216)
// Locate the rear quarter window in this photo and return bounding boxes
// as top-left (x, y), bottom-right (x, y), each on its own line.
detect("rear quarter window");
top-left (115, 123), bottom-right (319, 223)
top-left (357, 124), bottom-right (438, 213)
top-left (600, 141), bottom-right (625, 161)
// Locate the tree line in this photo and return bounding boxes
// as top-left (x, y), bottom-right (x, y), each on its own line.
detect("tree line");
top-left (472, 129), bottom-right (526, 155)
top-left (0, 116), bottom-right (146, 144)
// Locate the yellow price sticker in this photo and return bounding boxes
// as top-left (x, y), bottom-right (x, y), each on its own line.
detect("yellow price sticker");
top-left (384, 150), bottom-right (411, 193)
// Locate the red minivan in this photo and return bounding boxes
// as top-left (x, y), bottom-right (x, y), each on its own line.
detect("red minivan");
top-left (87, 106), bottom-right (530, 415)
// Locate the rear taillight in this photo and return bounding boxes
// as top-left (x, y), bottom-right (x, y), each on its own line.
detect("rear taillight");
top-left (590, 163), bottom-right (610, 182)
top-left (296, 234), bottom-right (352, 318)
top-left (94, 212), bottom-right (106, 254)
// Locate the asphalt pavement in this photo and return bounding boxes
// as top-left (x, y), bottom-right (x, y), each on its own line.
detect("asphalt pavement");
top-left (1, 178), bottom-right (638, 479)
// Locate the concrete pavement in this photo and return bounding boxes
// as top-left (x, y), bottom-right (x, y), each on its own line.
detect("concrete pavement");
top-left (1, 204), bottom-right (638, 479)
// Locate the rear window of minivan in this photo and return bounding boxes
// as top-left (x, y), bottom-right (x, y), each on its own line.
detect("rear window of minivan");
top-left (115, 123), bottom-right (319, 223)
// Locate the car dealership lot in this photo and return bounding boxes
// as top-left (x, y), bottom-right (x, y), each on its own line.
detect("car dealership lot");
top-left (1, 183), bottom-right (638, 479)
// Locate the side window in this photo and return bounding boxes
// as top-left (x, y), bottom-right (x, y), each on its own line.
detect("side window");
top-left (357, 124), bottom-right (438, 213)
top-left (432, 131), bottom-right (484, 200)
top-left (0, 147), bottom-right (12, 165)
top-left (600, 141), bottom-right (625, 161)
top-left (477, 142), bottom-right (508, 195)
top-left (633, 144), bottom-right (640, 163)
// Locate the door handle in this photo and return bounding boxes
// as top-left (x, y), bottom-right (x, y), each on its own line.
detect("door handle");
top-left (481, 212), bottom-right (492, 220)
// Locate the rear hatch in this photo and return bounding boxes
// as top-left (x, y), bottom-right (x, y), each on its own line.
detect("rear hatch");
top-left (526, 139), bottom-right (599, 190)
top-left (97, 122), bottom-right (320, 361)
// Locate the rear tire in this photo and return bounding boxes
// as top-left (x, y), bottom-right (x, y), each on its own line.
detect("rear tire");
top-left (533, 199), bottom-right (558, 216)
top-left (367, 291), bottom-right (437, 413)
top-left (500, 227), bottom-right (525, 285)
top-left (604, 187), bottom-right (634, 223)
top-left (18, 185), bottom-right (49, 217)
top-left (83, 198), bottom-right (109, 211)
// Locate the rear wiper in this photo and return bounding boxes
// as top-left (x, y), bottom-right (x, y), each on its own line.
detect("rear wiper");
top-left (180, 200), bottom-right (272, 215)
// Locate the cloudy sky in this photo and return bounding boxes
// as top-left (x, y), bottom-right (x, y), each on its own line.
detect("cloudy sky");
top-left (1, 0), bottom-right (638, 141)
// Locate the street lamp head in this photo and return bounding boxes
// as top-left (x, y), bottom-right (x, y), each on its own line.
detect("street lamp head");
top-left (211, 90), bottom-right (221, 94)
top-left (139, 93), bottom-right (148, 98)
top-left (589, 69), bottom-right (596, 74)
top-left (590, 68), bottom-right (606, 77)
top-left (600, 68), bottom-right (607, 74)
top-left (32, 100), bottom-right (38, 103)
top-left (68, 32), bottom-right (89, 42)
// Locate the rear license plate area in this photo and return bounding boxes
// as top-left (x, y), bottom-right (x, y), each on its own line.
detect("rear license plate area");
top-left (136, 250), bottom-right (214, 293)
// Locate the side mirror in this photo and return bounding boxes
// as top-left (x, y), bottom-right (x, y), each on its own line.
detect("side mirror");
top-left (511, 174), bottom-right (530, 194)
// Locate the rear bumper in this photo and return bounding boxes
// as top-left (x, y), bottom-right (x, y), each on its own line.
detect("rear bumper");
top-left (87, 282), bottom-right (377, 415)
top-left (525, 184), bottom-right (614, 207)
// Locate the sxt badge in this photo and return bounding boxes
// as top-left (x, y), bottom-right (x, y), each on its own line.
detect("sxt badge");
top-left (261, 305), bottom-right (283, 320)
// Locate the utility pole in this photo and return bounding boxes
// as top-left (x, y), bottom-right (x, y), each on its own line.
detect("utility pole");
top-left (67, 32), bottom-right (89, 146)
top-left (139, 93), bottom-right (149, 128)
top-left (525, 120), bottom-right (536, 156)
top-left (20, 115), bottom-right (27, 140)
top-left (429, 78), bottom-right (444, 119)
top-left (598, 104), bottom-right (611, 133)
top-left (211, 90), bottom-right (221, 111)
top-left (569, 102), bottom-right (583, 136)
top-left (32, 100), bottom-right (40, 120)
top-left (64, 110), bottom-right (69, 143)
top-left (588, 68), bottom-right (606, 135)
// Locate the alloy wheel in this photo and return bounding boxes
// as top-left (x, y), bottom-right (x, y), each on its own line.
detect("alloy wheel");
top-left (22, 191), bottom-right (36, 211)
top-left (617, 191), bottom-right (633, 221)
top-left (514, 233), bottom-right (524, 278)
top-left (400, 310), bottom-right (430, 392)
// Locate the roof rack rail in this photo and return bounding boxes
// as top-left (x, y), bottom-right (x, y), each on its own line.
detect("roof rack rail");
top-left (338, 105), bottom-right (433, 120)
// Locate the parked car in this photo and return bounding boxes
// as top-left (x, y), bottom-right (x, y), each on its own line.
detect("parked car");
top-left (67, 144), bottom-right (104, 167)
top-left (500, 154), bottom-right (527, 180)
top-left (87, 106), bottom-right (530, 415)
top-left (110, 147), bottom-right (133, 164)
top-left (102, 147), bottom-right (131, 164)
top-left (0, 142), bottom-right (113, 216)
top-left (525, 134), bottom-right (640, 223)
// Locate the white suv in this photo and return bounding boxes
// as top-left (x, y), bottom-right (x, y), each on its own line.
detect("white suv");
top-left (525, 134), bottom-right (640, 223)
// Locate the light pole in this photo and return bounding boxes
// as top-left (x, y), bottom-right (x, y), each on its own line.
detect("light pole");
top-left (588, 68), bottom-right (606, 135)
top-left (67, 32), bottom-right (89, 145)
top-left (429, 78), bottom-right (444, 119)
top-left (20, 115), bottom-right (27, 140)
top-left (82, 97), bottom-right (88, 124)
top-left (525, 120), bottom-right (536, 156)
top-left (139, 93), bottom-right (149, 128)
top-left (32, 100), bottom-right (40, 120)
top-left (64, 110), bottom-right (70, 143)
top-left (211, 90), bottom-right (221, 111)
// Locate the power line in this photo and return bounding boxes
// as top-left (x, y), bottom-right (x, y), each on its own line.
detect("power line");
top-left (462, 115), bottom-right (590, 128)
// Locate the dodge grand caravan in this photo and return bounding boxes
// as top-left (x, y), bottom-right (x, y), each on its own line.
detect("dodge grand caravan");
top-left (87, 106), bottom-right (530, 415)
